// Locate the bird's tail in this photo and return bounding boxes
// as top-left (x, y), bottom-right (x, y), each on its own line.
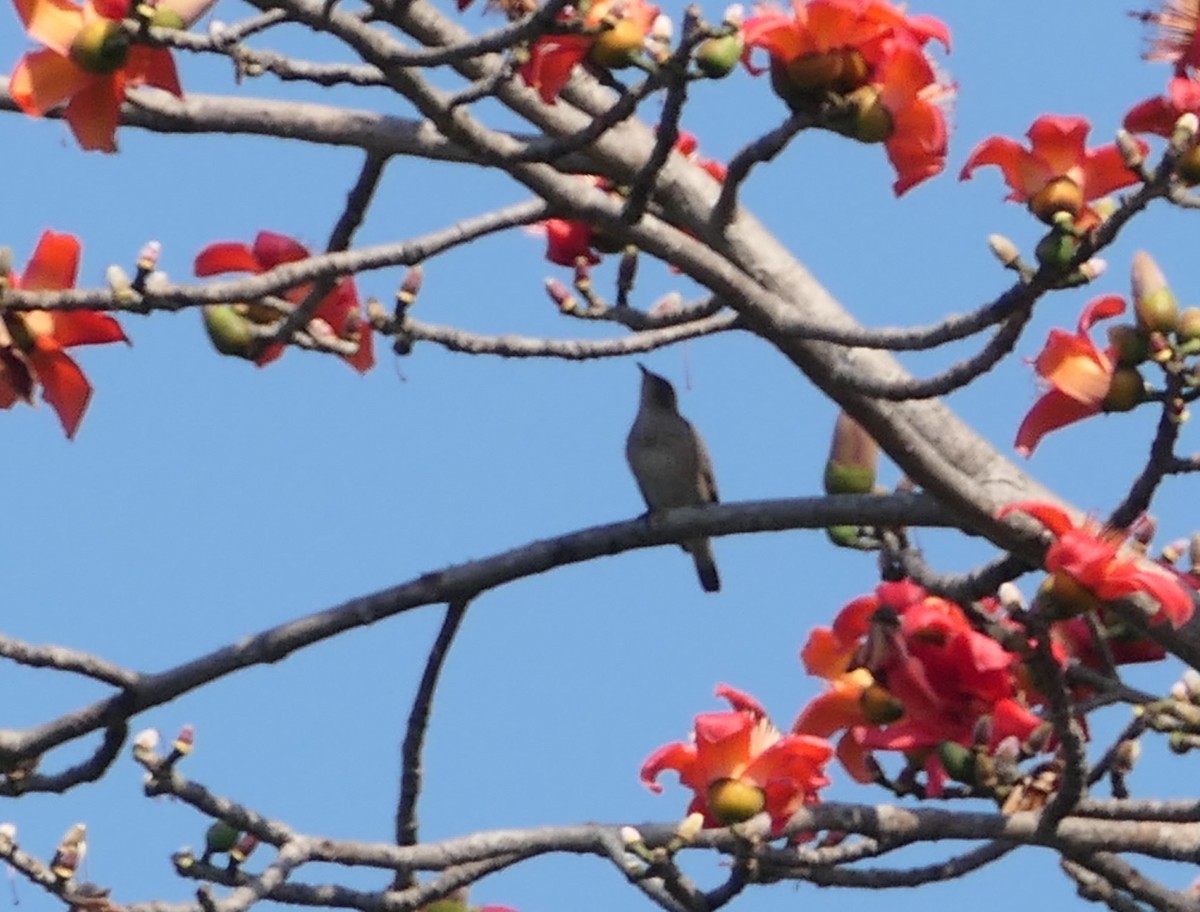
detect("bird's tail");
top-left (687, 539), bottom-right (720, 593)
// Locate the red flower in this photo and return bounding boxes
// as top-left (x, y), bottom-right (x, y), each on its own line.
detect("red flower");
top-left (1125, 75), bottom-right (1200, 137)
top-left (793, 580), bottom-right (1045, 793)
top-left (999, 501), bottom-right (1195, 628)
top-left (193, 231), bottom-right (374, 373)
top-left (741, 0), bottom-right (952, 195)
top-left (519, 0), bottom-right (660, 104)
top-left (0, 230), bottom-right (128, 437)
top-left (1014, 294), bottom-right (1129, 457)
top-left (9, 0), bottom-right (187, 152)
top-left (641, 685), bottom-right (832, 834)
top-left (537, 132), bottom-right (725, 266)
top-left (960, 114), bottom-right (1145, 228)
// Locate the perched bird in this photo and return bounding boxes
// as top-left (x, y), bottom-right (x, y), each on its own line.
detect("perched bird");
top-left (625, 364), bottom-right (720, 593)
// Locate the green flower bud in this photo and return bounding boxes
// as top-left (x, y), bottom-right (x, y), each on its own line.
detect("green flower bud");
top-left (936, 741), bottom-right (976, 785)
top-left (1107, 323), bottom-right (1149, 367)
top-left (706, 778), bottom-right (765, 825)
top-left (695, 33), bottom-right (743, 79)
top-left (1103, 367), bottom-right (1145, 413)
top-left (202, 305), bottom-right (259, 359)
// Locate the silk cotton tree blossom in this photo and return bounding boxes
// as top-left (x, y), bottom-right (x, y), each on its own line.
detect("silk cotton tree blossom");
top-left (517, 0), bottom-right (661, 103)
top-left (1014, 295), bottom-right (1143, 457)
top-left (741, 0), bottom-right (953, 194)
top-left (999, 502), bottom-right (1196, 629)
top-left (193, 231), bottom-right (375, 373)
top-left (0, 230), bottom-right (128, 437)
top-left (8, 0), bottom-right (213, 151)
top-left (641, 685), bottom-right (833, 834)
top-left (959, 114), bottom-right (1146, 229)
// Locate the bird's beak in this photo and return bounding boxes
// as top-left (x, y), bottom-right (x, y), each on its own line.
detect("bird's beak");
top-left (637, 362), bottom-right (649, 375)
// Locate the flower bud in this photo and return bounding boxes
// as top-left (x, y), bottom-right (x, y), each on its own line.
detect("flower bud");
top-left (695, 33), bottom-right (743, 79)
top-left (70, 20), bottom-right (130, 74)
top-left (936, 741), bottom-right (976, 785)
top-left (204, 821), bottom-right (240, 859)
top-left (987, 234), bottom-right (1021, 268)
top-left (1177, 306), bottom-right (1200, 343)
top-left (824, 412), bottom-right (878, 494)
top-left (840, 85), bottom-right (892, 144)
top-left (544, 278), bottom-right (576, 314)
top-left (1106, 323), bottom-right (1149, 367)
top-left (202, 305), bottom-right (259, 360)
top-left (706, 778), bottom-right (765, 824)
top-left (1131, 251), bottom-right (1179, 333)
top-left (158, 0), bottom-right (217, 27)
top-left (0, 823), bottom-right (15, 853)
top-left (1034, 227), bottom-right (1080, 270)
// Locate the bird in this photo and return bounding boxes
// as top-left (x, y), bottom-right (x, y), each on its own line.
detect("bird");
top-left (625, 364), bottom-right (720, 593)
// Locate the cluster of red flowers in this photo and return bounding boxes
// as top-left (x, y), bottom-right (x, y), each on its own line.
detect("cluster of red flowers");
top-left (643, 506), bottom-right (1194, 825)
top-left (740, 0), bottom-right (953, 195)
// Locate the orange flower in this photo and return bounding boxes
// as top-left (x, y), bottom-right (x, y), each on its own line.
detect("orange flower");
top-left (519, 0), bottom-right (660, 103)
top-left (741, 0), bottom-right (952, 195)
top-left (1014, 295), bottom-right (1132, 457)
top-left (641, 685), bottom-right (832, 834)
top-left (193, 232), bottom-right (374, 373)
top-left (0, 230), bottom-right (129, 437)
top-left (959, 114), bottom-right (1146, 228)
top-left (999, 501), bottom-right (1196, 628)
top-left (8, 0), bottom-right (193, 152)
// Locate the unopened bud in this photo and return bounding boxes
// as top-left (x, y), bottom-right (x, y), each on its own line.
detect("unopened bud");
top-left (0, 824), bottom-right (15, 853)
top-left (228, 833), bottom-right (259, 865)
top-left (1078, 257), bottom-right (1107, 281)
top-left (172, 724), bottom-right (195, 757)
top-left (106, 265), bottom-right (135, 304)
top-left (397, 266), bottom-right (423, 311)
top-left (1183, 668), bottom-right (1200, 700)
top-left (1116, 128), bottom-right (1146, 170)
top-left (936, 740), bottom-right (975, 785)
top-left (695, 33), bottom-right (743, 78)
top-left (1175, 112), bottom-right (1200, 147)
top-left (544, 278), bottom-right (576, 314)
top-left (619, 825), bottom-right (643, 846)
top-left (1131, 251), bottom-right (1179, 333)
top-left (204, 821), bottom-right (241, 858)
top-left (133, 727), bottom-right (160, 759)
top-left (675, 812), bottom-right (705, 842)
top-left (0, 247), bottom-right (13, 279)
top-left (202, 305), bottom-right (258, 360)
top-left (137, 241), bottom-right (161, 273)
top-left (1107, 324), bottom-right (1149, 366)
top-left (1129, 513), bottom-right (1156, 547)
top-left (824, 411), bottom-right (878, 494)
top-left (997, 582), bottom-right (1026, 613)
top-left (1034, 226), bottom-right (1080, 269)
top-left (987, 234), bottom-right (1021, 268)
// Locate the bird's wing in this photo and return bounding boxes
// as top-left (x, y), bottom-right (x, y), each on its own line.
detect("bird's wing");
top-left (693, 425), bottom-right (719, 504)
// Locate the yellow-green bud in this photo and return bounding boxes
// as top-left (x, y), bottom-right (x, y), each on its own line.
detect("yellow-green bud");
top-left (202, 305), bottom-right (259, 359)
top-left (824, 411), bottom-right (878, 494)
top-left (205, 821), bottom-right (240, 855)
top-left (1177, 306), bottom-right (1200, 343)
top-left (695, 33), bottom-right (743, 79)
top-left (1107, 323), bottom-right (1149, 367)
top-left (860, 683), bottom-right (904, 725)
top-left (1034, 228), bottom-right (1080, 270)
top-left (842, 85), bottom-right (892, 144)
top-left (1131, 250), bottom-right (1179, 333)
top-left (936, 741), bottom-right (976, 785)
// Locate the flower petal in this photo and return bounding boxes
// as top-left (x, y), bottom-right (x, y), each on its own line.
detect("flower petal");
top-left (194, 242), bottom-right (261, 276)
top-left (28, 340), bottom-right (91, 438)
top-left (9, 49), bottom-right (90, 116)
top-left (63, 71), bottom-right (123, 152)
top-left (19, 230), bottom-right (80, 290)
top-left (14, 0), bottom-right (83, 56)
top-left (1014, 388), bottom-right (1101, 456)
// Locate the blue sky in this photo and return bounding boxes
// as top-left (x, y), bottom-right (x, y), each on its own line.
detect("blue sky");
top-left (1, 2), bottom-right (1198, 910)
